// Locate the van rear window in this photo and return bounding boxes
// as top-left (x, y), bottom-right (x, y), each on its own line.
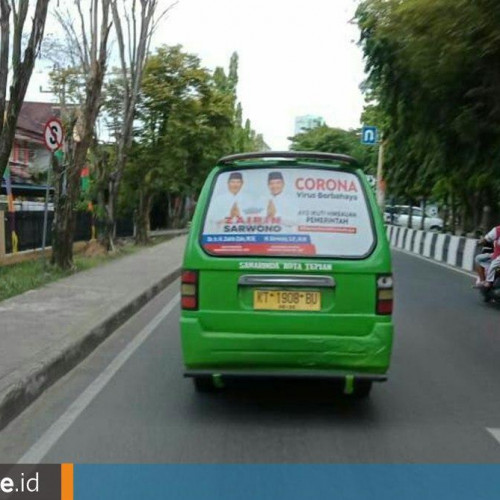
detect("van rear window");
top-left (201, 167), bottom-right (375, 258)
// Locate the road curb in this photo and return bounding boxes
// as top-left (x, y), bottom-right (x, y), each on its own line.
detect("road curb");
top-left (0, 266), bottom-right (181, 431)
top-left (386, 225), bottom-right (479, 273)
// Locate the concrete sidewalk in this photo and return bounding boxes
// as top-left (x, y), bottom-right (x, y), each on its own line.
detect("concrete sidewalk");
top-left (0, 234), bottom-right (187, 430)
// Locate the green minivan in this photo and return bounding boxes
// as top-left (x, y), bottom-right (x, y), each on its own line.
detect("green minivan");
top-left (180, 151), bottom-right (393, 397)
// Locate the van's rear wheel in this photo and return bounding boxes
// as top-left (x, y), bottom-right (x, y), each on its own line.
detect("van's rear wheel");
top-left (192, 376), bottom-right (217, 392)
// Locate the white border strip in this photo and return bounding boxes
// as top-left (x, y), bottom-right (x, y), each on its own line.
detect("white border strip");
top-left (435, 234), bottom-right (446, 261)
top-left (387, 225), bottom-right (480, 273)
top-left (462, 239), bottom-right (477, 272)
top-left (404, 229), bottom-right (414, 251)
top-left (447, 236), bottom-right (460, 267)
top-left (414, 230), bottom-right (424, 255)
top-left (396, 227), bottom-right (405, 248)
top-left (423, 232), bottom-right (433, 257)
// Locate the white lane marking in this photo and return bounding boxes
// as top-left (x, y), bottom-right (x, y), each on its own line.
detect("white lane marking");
top-left (18, 294), bottom-right (180, 464)
top-left (487, 428), bottom-right (500, 446)
top-left (392, 247), bottom-right (476, 278)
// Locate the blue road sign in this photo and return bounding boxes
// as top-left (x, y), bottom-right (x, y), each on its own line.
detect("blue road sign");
top-left (361, 126), bottom-right (378, 145)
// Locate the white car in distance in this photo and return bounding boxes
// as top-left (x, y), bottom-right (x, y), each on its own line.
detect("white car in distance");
top-left (394, 205), bottom-right (443, 231)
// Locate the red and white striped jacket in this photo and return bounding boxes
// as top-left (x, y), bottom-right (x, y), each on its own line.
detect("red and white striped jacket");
top-left (485, 226), bottom-right (500, 259)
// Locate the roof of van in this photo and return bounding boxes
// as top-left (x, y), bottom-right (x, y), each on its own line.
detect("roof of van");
top-left (218, 151), bottom-right (359, 167)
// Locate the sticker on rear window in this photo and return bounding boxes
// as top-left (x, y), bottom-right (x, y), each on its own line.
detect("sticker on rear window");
top-left (202, 168), bottom-right (374, 258)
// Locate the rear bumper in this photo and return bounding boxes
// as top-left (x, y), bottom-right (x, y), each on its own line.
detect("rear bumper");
top-left (180, 317), bottom-right (393, 374)
top-left (184, 369), bottom-right (387, 382)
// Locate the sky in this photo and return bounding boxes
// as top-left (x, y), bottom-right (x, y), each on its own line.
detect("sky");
top-left (27, 0), bottom-right (367, 150)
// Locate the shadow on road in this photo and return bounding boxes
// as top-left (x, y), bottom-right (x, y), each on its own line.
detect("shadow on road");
top-left (185, 379), bottom-right (382, 426)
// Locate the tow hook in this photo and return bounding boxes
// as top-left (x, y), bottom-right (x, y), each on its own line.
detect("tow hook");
top-left (212, 373), bottom-right (225, 388)
top-left (344, 374), bottom-right (354, 395)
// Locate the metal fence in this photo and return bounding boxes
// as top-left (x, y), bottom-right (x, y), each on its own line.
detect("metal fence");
top-left (3, 211), bottom-right (93, 253)
top-left (116, 217), bottom-right (135, 238)
top-left (94, 217), bottom-right (135, 240)
top-left (2, 210), bottom-right (136, 254)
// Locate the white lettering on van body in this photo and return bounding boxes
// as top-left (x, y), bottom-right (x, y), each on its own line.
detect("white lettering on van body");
top-left (282, 262), bottom-right (303, 271)
top-left (237, 261), bottom-right (333, 271)
top-left (305, 263), bottom-right (333, 271)
top-left (239, 262), bottom-right (280, 270)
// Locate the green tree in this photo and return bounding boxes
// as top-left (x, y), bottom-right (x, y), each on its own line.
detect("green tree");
top-left (289, 125), bottom-right (378, 173)
top-left (356, 0), bottom-right (500, 231)
top-left (124, 45), bottom-right (265, 242)
top-left (99, 0), bottom-right (169, 249)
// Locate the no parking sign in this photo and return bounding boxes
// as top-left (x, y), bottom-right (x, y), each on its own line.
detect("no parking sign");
top-left (43, 118), bottom-right (64, 151)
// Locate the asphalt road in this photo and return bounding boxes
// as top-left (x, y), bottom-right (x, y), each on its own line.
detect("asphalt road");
top-left (1, 250), bottom-right (500, 463)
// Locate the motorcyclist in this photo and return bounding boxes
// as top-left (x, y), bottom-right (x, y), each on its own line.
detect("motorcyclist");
top-left (474, 225), bottom-right (500, 288)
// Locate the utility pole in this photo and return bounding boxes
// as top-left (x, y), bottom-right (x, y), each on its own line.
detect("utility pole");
top-left (41, 152), bottom-right (54, 265)
top-left (376, 138), bottom-right (385, 208)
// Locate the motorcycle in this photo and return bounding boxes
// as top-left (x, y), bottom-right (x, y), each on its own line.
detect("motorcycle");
top-left (480, 272), bottom-right (500, 303)
top-left (477, 244), bottom-right (500, 303)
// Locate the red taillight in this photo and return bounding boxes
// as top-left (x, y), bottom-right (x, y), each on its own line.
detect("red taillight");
top-left (181, 296), bottom-right (197, 309)
top-left (376, 274), bottom-right (393, 315)
top-left (181, 270), bottom-right (198, 310)
top-left (182, 270), bottom-right (198, 284)
top-left (377, 299), bottom-right (393, 315)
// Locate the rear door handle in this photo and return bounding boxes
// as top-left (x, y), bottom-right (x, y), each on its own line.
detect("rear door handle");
top-left (238, 275), bottom-right (335, 288)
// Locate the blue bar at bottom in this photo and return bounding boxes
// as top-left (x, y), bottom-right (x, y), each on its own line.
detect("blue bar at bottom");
top-left (74, 465), bottom-right (500, 500)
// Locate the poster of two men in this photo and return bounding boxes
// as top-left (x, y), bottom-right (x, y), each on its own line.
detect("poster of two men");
top-left (214, 170), bottom-right (293, 221)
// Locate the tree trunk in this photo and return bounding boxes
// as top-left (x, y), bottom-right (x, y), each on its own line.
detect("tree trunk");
top-left (420, 198), bottom-right (426, 230)
top-left (0, 116), bottom-right (17, 178)
top-left (92, 141), bottom-right (113, 250)
top-left (442, 193), bottom-right (449, 233)
top-left (172, 195), bottom-right (182, 228)
top-left (105, 0), bottom-right (160, 247)
top-left (97, 180), bottom-right (115, 250)
top-left (51, 0), bottom-right (111, 269)
top-left (460, 204), bottom-right (468, 235)
top-left (96, 186), bottom-right (114, 250)
top-left (164, 195), bottom-right (170, 229)
top-left (167, 193), bottom-right (173, 229)
top-left (472, 192), bottom-right (481, 231)
top-left (450, 192), bottom-right (456, 234)
top-left (135, 189), bottom-right (151, 245)
top-left (480, 205), bottom-right (491, 234)
top-left (51, 152), bottom-right (73, 269)
top-left (51, 134), bottom-right (88, 269)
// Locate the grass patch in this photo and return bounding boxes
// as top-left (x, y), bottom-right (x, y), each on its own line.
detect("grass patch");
top-left (0, 235), bottom-right (177, 303)
top-left (0, 259), bottom-right (70, 303)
